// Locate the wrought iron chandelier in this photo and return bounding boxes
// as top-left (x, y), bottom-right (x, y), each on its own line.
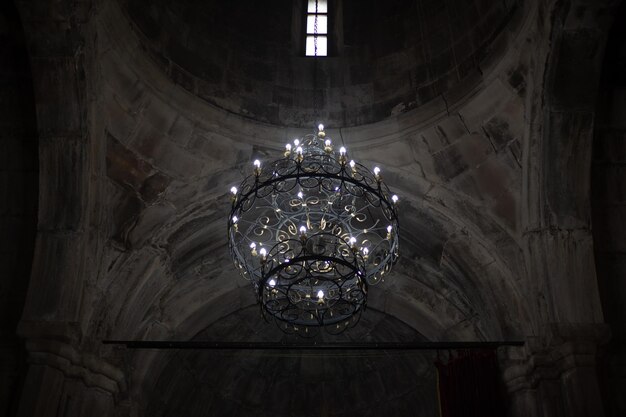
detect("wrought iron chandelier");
top-left (227, 125), bottom-right (399, 335)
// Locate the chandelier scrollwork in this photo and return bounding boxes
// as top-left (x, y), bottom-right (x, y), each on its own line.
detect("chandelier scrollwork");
top-left (227, 125), bottom-right (399, 335)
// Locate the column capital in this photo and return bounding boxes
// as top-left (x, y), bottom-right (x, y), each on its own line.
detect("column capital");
top-left (22, 337), bottom-right (125, 395)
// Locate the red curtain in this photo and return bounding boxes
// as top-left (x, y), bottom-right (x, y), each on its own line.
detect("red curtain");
top-left (435, 350), bottom-right (504, 417)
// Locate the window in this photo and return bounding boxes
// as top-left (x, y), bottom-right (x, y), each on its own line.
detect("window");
top-left (305, 0), bottom-right (328, 56)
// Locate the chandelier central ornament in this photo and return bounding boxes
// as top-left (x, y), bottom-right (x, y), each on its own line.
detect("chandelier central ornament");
top-left (228, 125), bottom-right (399, 335)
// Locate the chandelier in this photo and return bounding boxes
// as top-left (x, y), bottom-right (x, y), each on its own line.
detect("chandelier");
top-left (227, 125), bottom-right (399, 335)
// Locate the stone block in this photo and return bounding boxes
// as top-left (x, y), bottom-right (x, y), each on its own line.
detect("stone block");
top-left (106, 133), bottom-right (153, 191)
top-left (109, 186), bottom-right (144, 248)
top-left (131, 121), bottom-right (204, 178)
top-left (102, 91), bottom-right (140, 144)
top-left (170, 64), bottom-right (195, 93)
top-left (22, 232), bottom-right (87, 322)
top-left (31, 57), bottom-right (82, 137)
top-left (545, 111), bottom-right (593, 227)
top-left (483, 116), bottom-right (515, 150)
top-left (144, 98), bottom-right (178, 134)
top-left (100, 50), bottom-right (140, 98)
top-left (550, 29), bottom-right (602, 110)
top-left (458, 78), bottom-right (513, 133)
top-left (432, 133), bottom-right (494, 181)
top-left (38, 138), bottom-right (87, 231)
top-left (140, 172), bottom-right (170, 203)
top-left (128, 203), bottom-right (176, 249)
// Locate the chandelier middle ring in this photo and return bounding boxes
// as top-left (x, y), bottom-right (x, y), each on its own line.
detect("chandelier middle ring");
top-left (228, 125), bottom-right (399, 335)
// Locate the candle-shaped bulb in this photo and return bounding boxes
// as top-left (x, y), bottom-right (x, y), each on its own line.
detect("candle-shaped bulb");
top-left (374, 166), bottom-right (381, 177)
top-left (362, 247), bottom-right (369, 256)
top-left (339, 146), bottom-right (346, 156)
top-left (286, 144), bottom-right (292, 151)
top-left (296, 146), bottom-right (303, 155)
top-left (317, 289), bottom-right (324, 299)
top-left (259, 247), bottom-right (267, 258)
top-left (232, 216), bottom-right (238, 224)
top-left (250, 242), bottom-right (256, 250)
top-left (297, 191), bottom-right (304, 199)
top-left (387, 225), bottom-right (393, 234)
top-left (349, 160), bottom-right (356, 169)
top-left (230, 186), bottom-right (238, 195)
top-left (299, 225), bottom-right (307, 235)
top-left (392, 195), bottom-right (399, 204)
top-left (349, 237), bottom-right (357, 247)
top-left (325, 139), bottom-right (331, 147)
top-left (294, 139), bottom-right (300, 147)
top-left (250, 242), bottom-right (257, 256)
top-left (318, 124), bottom-right (324, 131)
top-left (269, 278), bottom-right (276, 288)
top-left (253, 160), bottom-right (261, 168)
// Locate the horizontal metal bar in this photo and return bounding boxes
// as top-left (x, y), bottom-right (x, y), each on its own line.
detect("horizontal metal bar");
top-left (102, 340), bottom-right (524, 350)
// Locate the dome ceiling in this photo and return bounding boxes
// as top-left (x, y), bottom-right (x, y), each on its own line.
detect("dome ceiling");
top-left (121, 0), bottom-right (521, 127)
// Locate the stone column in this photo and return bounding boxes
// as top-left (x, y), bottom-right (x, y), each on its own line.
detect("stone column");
top-left (15, 328), bottom-right (125, 417)
top-left (501, 324), bottom-right (610, 417)
top-left (12, 1), bottom-right (114, 415)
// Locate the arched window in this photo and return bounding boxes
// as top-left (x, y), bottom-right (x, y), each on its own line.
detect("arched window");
top-left (305, 0), bottom-right (328, 56)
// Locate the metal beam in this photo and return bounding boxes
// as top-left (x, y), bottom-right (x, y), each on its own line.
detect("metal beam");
top-left (102, 340), bottom-right (524, 350)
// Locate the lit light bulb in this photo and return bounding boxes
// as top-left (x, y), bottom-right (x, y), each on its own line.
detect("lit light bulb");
top-left (374, 167), bottom-right (381, 178)
top-left (297, 191), bottom-right (304, 199)
top-left (299, 225), bottom-right (307, 235)
top-left (259, 247), bottom-right (267, 258)
top-left (230, 186), bottom-right (238, 195)
top-left (317, 289), bottom-right (324, 299)
top-left (339, 146), bottom-right (346, 156)
top-left (286, 144), bottom-right (292, 151)
top-left (250, 242), bottom-right (256, 249)
top-left (362, 247), bottom-right (369, 255)
top-left (269, 278), bottom-right (276, 288)
top-left (296, 146), bottom-right (303, 155)
top-left (387, 225), bottom-right (393, 234)
top-left (253, 160), bottom-right (261, 168)
top-left (349, 160), bottom-right (356, 169)
top-left (349, 237), bottom-right (357, 247)
top-left (323, 138), bottom-right (332, 153)
top-left (294, 139), bottom-right (300, 147)
top-left (318, 124), bottom-right (324, 131)
top-left (392, 195), bottom-right (399, 204)
top-left (232, 216), bottom-right (238, 223)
